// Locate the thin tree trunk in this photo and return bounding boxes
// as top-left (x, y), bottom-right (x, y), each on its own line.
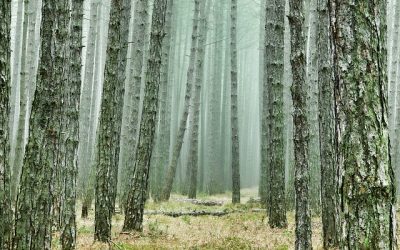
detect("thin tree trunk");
top-left (161, 0), bottom-right (201, 201)
top-left (230, 0), bottom-right (240, 204)
top-left (188, 0), bottom-right (209, 199)
top-left (288, 0), bottom-right (312, 248)
top-left (0, 1), bottom-right (12, 248)
top-left (122, 0), bottom-right (170, 231)
top-left (331, 0), bottom-right (396, 248)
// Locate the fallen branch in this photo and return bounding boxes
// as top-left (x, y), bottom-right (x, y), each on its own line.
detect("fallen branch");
top-left (174, 198), bottom-right (224, 206)
top-left (144, 210), bottom-right (229, 217)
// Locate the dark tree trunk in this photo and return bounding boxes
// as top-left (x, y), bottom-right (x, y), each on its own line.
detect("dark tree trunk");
top-left (123, 0), bottom-right (170, 232)
top-left (266, 0), bottom-right (287, 228)
top-left (60, 0), bottom-right (84, 249)
top-left (317, 0), bottom-right (339, 247)
top-left (14, 1), bottom-right (70, 249)
top-left (288, 0), bottom-right (312, 248)
top-left (95, 0), bottom-right (131, 242)
top-left (331, 0), bottom-right (396, 249)
top-left (230, 0), bottom-right (241, 204)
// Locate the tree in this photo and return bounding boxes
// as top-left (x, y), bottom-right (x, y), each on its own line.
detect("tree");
top-left (265, 0), bottom-right (287, 228)
top-left (187, 0), bottom-right (209, 199)
top-left (60, 0), bottom-right (84, 249)
top-left (0, 1), bottom-right (12, 248)
top-left (288, 0), bottom-right (312, 248)
top-left (331, 0), bottom-right (396, 248)
top-left (118, 0), bottom-right (150, 207)
top-left (123, 0), bottom-right (170, 231)
top-left (95, 0), bottom-right (131, 242)
top-left (230, 0), bottom-right (240, 204)
top-left (317, 0), bottom-right (339, 247)
top-left (161, 0), bottom-right (201, 201)
top-left (14, 0), bottom-right (71, 248)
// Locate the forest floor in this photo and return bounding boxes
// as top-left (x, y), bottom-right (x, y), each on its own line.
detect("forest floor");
top-left (55, 188), bottom-right (334, 249)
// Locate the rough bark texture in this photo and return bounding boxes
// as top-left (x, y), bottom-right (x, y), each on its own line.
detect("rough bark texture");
top-left (60, 0), bottom-right (83, 249)
top-left (266, 0), bottom-right (287, 228)
top-left (0, 1), bottom-right (12, 249)
top-left (95, 0), bottom-right (131, 242)
top-left (230, 0), bottom-right (240, 204)
top-left (119, 0), bottom-right (150, 207)
top-left (122, 0), bottom-right (169, 231)
top-left (161, 0), bottom-right (200, 201)
top-left (14, 1), bottom-right (69, 249)
top-left (331, 0), bottom-right (396, 249)
top-left (288, 0), bottom-right (312, 249)
top-left (317, 0), bottom-right (339, 247)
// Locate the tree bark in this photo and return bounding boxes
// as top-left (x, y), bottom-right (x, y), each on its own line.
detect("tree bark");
top-left (230, 0), bottom-right (240, 204)
top-left (0, 1), bottom-right (12, 248)
top-left (265, 0), bottom-right (287, 228)
top-left (123, 0), bottom-right (170, 232)
top-left (14, 1), bottom-right (70, 249)
top-left (288, 0), bottom-right (312, 248)
top-left (317, 0), bottom-right (339, 247)
top-left (331, 0), bottom-right (396, 249)
top-left (119, 0), bottom-right (150, 207)
top-left (95, 0), bottom-right (131, 242)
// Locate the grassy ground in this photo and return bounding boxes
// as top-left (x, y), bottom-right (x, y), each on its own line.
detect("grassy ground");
top-left (54, 189), bottom-right (324, 249)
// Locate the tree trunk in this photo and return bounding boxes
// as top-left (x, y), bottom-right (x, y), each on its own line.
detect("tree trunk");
top-left (317, 0), bottom-right (339, 247)
top-left (230, 0), bottom-right (240, 204)
top-left (0, 1), bottom-right (12, 248)
top-left (265, 0), bottom-right (287, 228)
top-left (161, 0), bottom-right (201, 201)
top-left (14, 1), bottom-right (70, 248)
top-left (288, 0), bottom-right (312, 249)
top-left (59, 1), bottom-right (83, 249)
top-left (187, 0), bottom-right (209, 199)
top-left (151, 0), bottom-right (174, 202)
top-left (95, 0), bottom-right (131, 242)
top-left (331, 1), bottom-right (396, 249)
top-left (122, 0), bottom-right (170, 232)
top-left (119, 0), bottom-right (150, 207)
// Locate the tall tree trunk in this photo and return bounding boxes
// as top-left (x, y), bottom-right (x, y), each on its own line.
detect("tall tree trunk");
top-left (122, 0), bottom-right (170, 231)
top-left (187, 0), bottom-right (209, 199)
top-left (331, 1), bottom-right (396, 248)
top-left (317, 0), bottom-right (339, 247)
top-left (119, 0), bottom-right (150, 208)
top-left (95, 0), bottom-right (131, 242)
top-left (151, 0), bottom-right (174, 202)
top-left (0, 1), bottom-right (12, 248)
top-left (266, 0), bottom-right (287, 228)
top-left (288, 0), bottom-right (312, 248)
top-left (230, 0), bottom-right (240, 204)
top-left (14, 1), bottom-right (70, 248)
top-left (78, 0), bottom-right (99, 219)
top-left (60, 1), bottom-right (83, 249)
top-left (161, 0), bottom-right (201, 201)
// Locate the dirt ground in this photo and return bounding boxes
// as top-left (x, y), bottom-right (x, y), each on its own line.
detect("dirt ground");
top-left (52, 189), bottom-right (337, 249)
